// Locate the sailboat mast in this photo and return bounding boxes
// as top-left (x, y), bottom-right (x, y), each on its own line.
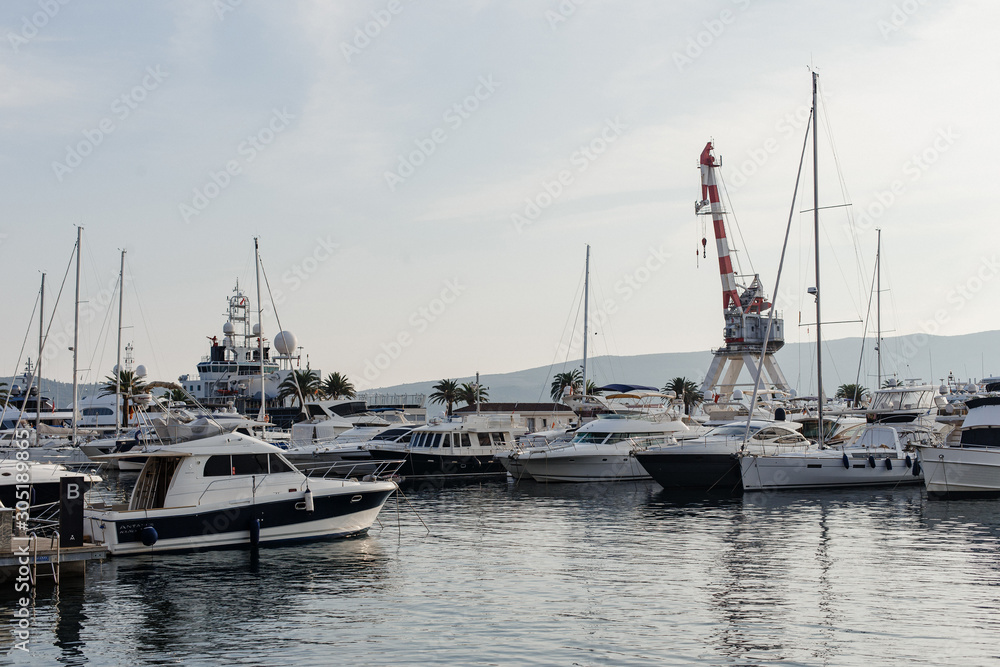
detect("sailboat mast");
top-left (582, 244), bottom-right (590, 397)
top-left (71, 227), bottom-right (82, 445)
top-left (115, 249), bottom-right (125, 431)
top-left (35, 273), bottom-right (44, 432)
top-left (812, 71), bottom-right (824, 445)
top-left (876, 228), bottom-right (882, 388)
top-left (255, 237), bottom-right (266, 421)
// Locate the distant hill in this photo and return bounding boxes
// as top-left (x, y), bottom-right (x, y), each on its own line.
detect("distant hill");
top-left (362, 330), bottom-right (1000, 417)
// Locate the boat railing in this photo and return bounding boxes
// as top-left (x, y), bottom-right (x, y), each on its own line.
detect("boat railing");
top-left (301, 458), bottom-right (406, 481)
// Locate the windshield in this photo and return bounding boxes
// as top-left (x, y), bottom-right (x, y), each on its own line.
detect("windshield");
top-left (708, 424), bottom-right (762, 437)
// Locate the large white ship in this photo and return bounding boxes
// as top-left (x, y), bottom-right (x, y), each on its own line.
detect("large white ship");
top-left (178, 282), bottom-right (308, 415)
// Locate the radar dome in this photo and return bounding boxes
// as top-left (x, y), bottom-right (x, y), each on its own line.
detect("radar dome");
top-left (274, 331), bottom-right (297, 356)
top-left (135, 364), bottom-right (147, 378)
top-left (223, 322), bottom-right (235, 335)
top-left (732, 389), bottom-right (745, 401)
top-left (252, 323), bottom-right (261, 336)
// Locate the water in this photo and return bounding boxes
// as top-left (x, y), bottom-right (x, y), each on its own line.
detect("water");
top-left (5, 479), bottom-right (1000, 665)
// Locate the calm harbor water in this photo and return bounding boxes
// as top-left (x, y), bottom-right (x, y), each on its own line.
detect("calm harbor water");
top-left (5, 478), bottom-right (1000, 665)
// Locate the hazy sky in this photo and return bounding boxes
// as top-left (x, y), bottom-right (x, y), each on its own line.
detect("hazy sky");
top-left (2, 0), bottom-right (996, 394)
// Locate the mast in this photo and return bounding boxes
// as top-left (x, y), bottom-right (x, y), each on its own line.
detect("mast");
top-left (115, 249), bottom-right (125, 431)
top-left (812, 71), bottom-right (824, 445)
top-left (475, 371), bottom-right (481, 415)
top-left (582, 244), bottom-right (590, 397)
top-left (255, 237), bottom-right (266, 421)
top-left (71, 227), bottom-right (82, 446)
top-left (876, 228), bottom-right (882, 388)
top-left (35, 273), bottom-right (44, 432)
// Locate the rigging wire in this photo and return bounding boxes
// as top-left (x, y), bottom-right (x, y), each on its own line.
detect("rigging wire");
top-left (3, 241), bottom-right (77, 418)
top-left (126, 256), bottom-right (165, 378)
top-left (535, 269), bottom-right (585, 403)
top-left (717, 169), bottom-right (755, 278)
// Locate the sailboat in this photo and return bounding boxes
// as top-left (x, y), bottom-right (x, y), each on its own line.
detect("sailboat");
top-left (739, 73), bottom-right (924, 491)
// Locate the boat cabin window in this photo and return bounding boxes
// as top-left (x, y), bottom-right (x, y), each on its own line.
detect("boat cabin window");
top-left (573, 432), bottom-right (609, 444)
top-left (428, 433), bottom-right (443, 448)
top-left (233, 454), bottom-right (269, 475)
top-left (752, 428), bottom-right (790, 441)
top-left (710, 424), bottom-right (762, 437)
top-left (961, 428), bottom-right (1000, 447)
top-left (205, 453), bottom-right (291, 476)
top-left (460, 433), bottom-right (471, 447)
top-left (493, 432), bottom-right (508, 446)
top-left (269, 454), bottom-right (295, 473)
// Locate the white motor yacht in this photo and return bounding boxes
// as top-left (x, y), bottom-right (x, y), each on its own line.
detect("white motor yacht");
top-left (917, 395), bottom-right (1000, 499)
top-left (514, 417), bottom-right (684, 483)
top-left (86, 433), bottom-right (400, 555)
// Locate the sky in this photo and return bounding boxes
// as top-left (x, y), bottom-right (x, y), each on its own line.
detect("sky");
top-left (2, 0), bottom-right (998, 395)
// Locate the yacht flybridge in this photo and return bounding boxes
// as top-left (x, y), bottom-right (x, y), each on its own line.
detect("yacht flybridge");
top-left (86, 433), bottom-right (400, 555)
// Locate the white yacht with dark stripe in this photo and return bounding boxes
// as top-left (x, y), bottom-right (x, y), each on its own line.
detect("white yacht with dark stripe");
top-left (85, 433), bottom-right (399, 555)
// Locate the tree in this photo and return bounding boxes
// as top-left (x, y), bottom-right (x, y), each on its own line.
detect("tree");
top-left (836, 383), bottom-right (868, 407)
top-left (551, 370), bottom-right (582, 402)
top-left (457, 382), bottom-right (489, 408)
top-left (99, 370), bottom-right (149, 428)
top-left (322, 372), bottom-right (355, 399)
top-left (429, 379), bottom-right (459, 416)
top-left (664, 376), bottom-right (703, 416)
top-left (278, 368), bottom-right (321, 408)
top-left (160, 388), bottom-right (190, 404)
top-left (586, 380), bottom-right (603, 396)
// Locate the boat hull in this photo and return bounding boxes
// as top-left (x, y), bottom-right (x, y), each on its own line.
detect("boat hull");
top-left (917, 445), bottom-right (1000, 499)
top-left (520, 453), bottom-right (650, 483)
top-left (367, 448), bottom-right (507, 483)
top-left (85, 484), bottom-right (396, 555)
top-left (633, 451), bottom-right (743, 494)
top-left (740, 452), bottom-right (922, 491)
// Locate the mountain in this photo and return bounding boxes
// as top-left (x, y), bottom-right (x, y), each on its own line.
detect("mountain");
top-left (360, 330), bottom-right (1000, 416)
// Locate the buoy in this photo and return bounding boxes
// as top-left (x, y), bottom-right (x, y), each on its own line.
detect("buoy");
top-left (912, 460), bottom-right (922, 476)
top-left (885, 458), bottom-right (893, 471)
top-left (249, 518), bottom-right (260, 546)
top-left (905, 455), bottom-right (912, 468)
top-left (304, 488), bottom-right (315, 513)
top-left (842, 453), bottom-right (850, 469)
top-left (140, 526), bottom-right (158, 547)
top-left (868, 455), bottom-right (876, 468)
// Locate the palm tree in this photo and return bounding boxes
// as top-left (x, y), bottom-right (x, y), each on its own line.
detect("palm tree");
top-left (99, 370), bottom-right (149, 428)
top-left (429, 379), bottom-right (460, 416)
top-left (836, 383), bottom-right (868, 407)
top-left (277, 368), bottom-right (321, 408)
top-left (551, 370), bottom-right (582, 402)
top-left (586, 380), bottom-right (603, 396)
top-left (322, 372), bottom-right (355, 399)
top-left (160, 387), bottom-right (190, 404)
top-left (456, 382), bottom-right (489, 408)
top-left (663, 376), bottom-right (703, 416)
